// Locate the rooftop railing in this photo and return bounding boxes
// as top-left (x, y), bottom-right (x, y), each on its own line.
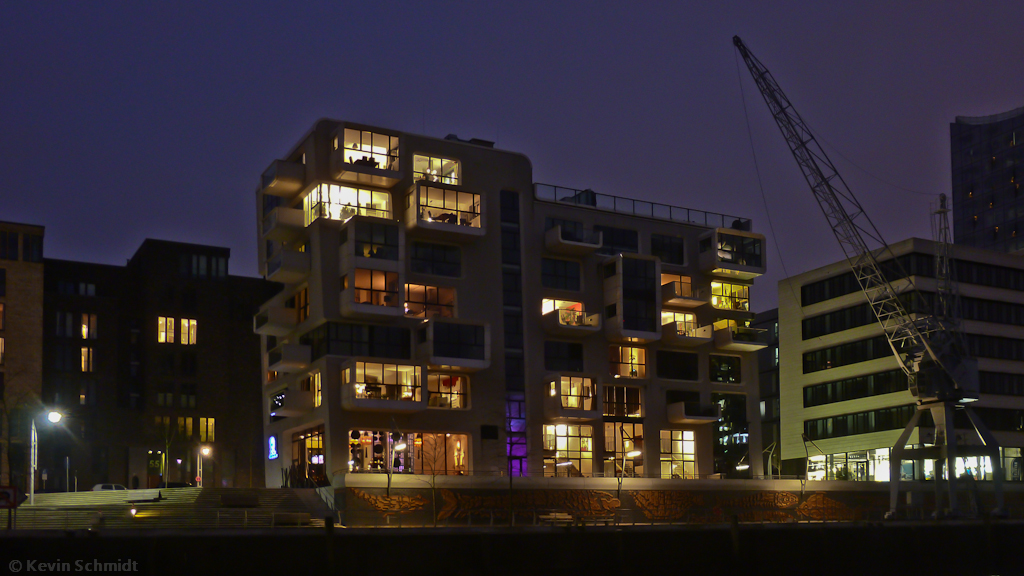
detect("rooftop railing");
top-left (535, 184), bottom-right (752, 230)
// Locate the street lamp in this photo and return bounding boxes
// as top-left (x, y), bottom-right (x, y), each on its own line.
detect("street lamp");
top-left (30, 411), bottom-right (64, 505)
top-left (197, 446), bottom-right (211, 488)
top-left (387, 420), bottom-right (406, 497)
top-left (617, 425), bottom-right (643, 498)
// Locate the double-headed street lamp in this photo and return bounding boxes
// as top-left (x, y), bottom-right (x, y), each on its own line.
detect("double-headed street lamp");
top-left (29, 411), bottom-right (64, 505)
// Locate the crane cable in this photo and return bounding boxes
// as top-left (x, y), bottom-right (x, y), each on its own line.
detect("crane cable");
top-left (733, 48), bottom-right (804, 319)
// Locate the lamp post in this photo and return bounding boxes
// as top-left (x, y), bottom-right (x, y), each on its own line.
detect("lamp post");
top-left (617, 424), bottom-right (642, 499)
top-left (197, 446), bottom-right (211, 488)
top-left (387, 420), bottom-right (406, 497)
top-left (29, 411), bottom-right (63, 505)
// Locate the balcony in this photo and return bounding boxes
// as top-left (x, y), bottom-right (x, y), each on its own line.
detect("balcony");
top-left (661, 322), bottom-right (713, 347)
top-left (544, 225), bottom-right (602, 255)
top-left (262, 207), bottom-right (305, 242)
top-left (330, 130), bottom-right (402, 189)
top-left (267, 344), bottom-right (311, 373)
top-left (661, 282), bottom-right (708, 308)
top-left (271, 389), bottom-right (315, 418)
top-left (543, 376), bottom-right (601, 421)
top-left (698, 228), bottom-right (766, 280)
top-left (261, 160), bottom-right (305, 197)
top-left (713, 325), bottom-right (767, 352)
top-left (542, 307), bottom-right (601, 337)
top-left (253, 306), bottom-right (298, 337)
top-left (266, 249), bottom-right (310, 284)
top-left (667, 402), bottom-right (721, 425)
top-left (417, 320), bottom-right (490, 372)
top-left (405, 183), bottom-right (484, 242)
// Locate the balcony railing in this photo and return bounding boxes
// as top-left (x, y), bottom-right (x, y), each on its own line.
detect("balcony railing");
top-left (535, 184), bottom-right (752, 230)
top-left (355, 383), bottom-right (420, 402)
top-left (307, 201), bottom-right (390, 225)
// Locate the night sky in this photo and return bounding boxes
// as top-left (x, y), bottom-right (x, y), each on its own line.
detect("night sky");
top-left (5, 1), bottom-right (1024, 312)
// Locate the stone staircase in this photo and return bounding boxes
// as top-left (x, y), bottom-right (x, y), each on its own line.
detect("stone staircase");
top-left (9, 487), bottom-right (333, 530)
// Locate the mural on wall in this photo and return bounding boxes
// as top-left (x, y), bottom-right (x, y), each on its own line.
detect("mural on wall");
top-left (349, 488), bottom-right (429, 516)
top-left (438, 489), bottom-right (620, 521)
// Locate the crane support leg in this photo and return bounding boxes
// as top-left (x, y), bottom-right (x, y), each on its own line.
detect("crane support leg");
top-left (963, 406), bottom-right (1007, 516)
top-left (933, 402), bottom-right (960, 517)
top-left (887, 408), bottom-right (923, 518)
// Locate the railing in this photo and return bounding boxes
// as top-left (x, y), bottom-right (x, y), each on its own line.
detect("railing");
top-left (535, 183), bottom-right (752, 230)
top-left (418, 205), bottom-right (481, 227)
top-left (556, 226), bottom-right (601, 244)
top-left (307, 201), bottom-right (390, 225)
top-left (355, 383), bottom-right (420, 401)
top-left (554, 308), bottom-right (597, 327)
top-left (732, 326), bottom-right (764, 342)
top-left (254, 311), bottom-right (269, 330)
top-left (665, 281), bottom-right (706, 300)
top-left (268, 350), bottom-right (282, 367)
top-left (267, 253), bottom-right (282, 277)
top-left (711, 295), bottom-right (750, 311)
top-left (315, 485), bottom-right (336, 514)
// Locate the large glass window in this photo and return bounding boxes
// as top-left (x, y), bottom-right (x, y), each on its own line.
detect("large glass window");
top-left (432, 323), bottom-right (486, 360)
top-left (338, 128), bottom-right (399, 171)
top-left (413, 154), bottom-right (459, 185)
top-left (293, 424), bottom-right (326, 485)
top-left (427, 373), bottom-right (468, 408)
top-left (346, 362), bottom-right (421, 402)
top-left (621, 258), bottom-right (657, 332)
top-left (300, 372), bottom-right (322, 408)
top-left (405, 284), bottom-right (455, 318)
top-left (716, 233), bottom-right (762, 267)
top-left (544, 341), bottom-right (584, 372)
top-left (710, 281), bottom-right (750, 311)
top-left (552, 376), bottom-right (595, 410)
top-left (301, 322), bottom-right (410, 360)
top-left (350, 269), bottom-right (400, 307)
top-left (609, 346), bottom-right (646, 379)
top-left (660, 430), bottom-right (696, 479)
top-left (541, 258), bottom-right (581, 291)
top-left (354, 222), bottom-right (399, 260)
top-left (651, 234), bottom-right (685, 265)
top-left (410, 242), bottom-right (461, 277)
top-left (662, 273), bottom-right (697, 298)
top-left (656, 350), bottom-right (699, 380)
top-left (418, 186), bottom-right (481, 227)
top-left (303, 183), bottom-right (390, 224)
top-left (543, 424), bottom-right (593, 477)
top-left (603, 385), bottom-right (642, 418)
top-left (347, 430), bottom-right (470, 476)
top-left (594, 226), bottom-right (638, 255)
top-left (80, 313), bottom-right (97, 340)
top-left (661, 311), bottom-right (697, 333)
top-left (709, 355), bottom-right (741, 383)
top-left (605, 422), bottom-right (644, 477)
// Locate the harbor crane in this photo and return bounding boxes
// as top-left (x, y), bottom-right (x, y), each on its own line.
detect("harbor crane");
top-left (733, 36), bottom-right (1005, 517)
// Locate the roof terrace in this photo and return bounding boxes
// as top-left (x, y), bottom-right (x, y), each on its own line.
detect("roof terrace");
top-left (534, 184), bottom-right (752, 231)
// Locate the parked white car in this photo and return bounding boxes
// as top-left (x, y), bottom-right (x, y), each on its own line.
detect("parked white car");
top-left (91, 484), bottom-right (128, 491)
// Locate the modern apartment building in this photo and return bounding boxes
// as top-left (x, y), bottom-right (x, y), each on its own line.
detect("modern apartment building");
top-left (256, 120), bottom-right (768, 488)
top-left (778, 238), bottom-right (1024, 482)
top-left (951, 106), bottom-right (1024, 253)
top-left (0, 222), bottom-right (45, 492)
top-left (753, 308), bottom-right (780, 477)
top-left (36, 239), bottom-right (277, 490)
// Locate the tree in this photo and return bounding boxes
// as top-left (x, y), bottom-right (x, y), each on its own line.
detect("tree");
top-left (0, 369), bottom-right (41, 492)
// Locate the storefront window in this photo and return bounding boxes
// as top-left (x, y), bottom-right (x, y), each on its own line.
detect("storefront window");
top-left (542, 424), bottom-right (593, 477)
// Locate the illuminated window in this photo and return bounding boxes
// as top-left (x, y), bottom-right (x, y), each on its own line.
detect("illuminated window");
top-left (413, 154), bottom-right (459, 185)
top-left (338, 128), bottom-right (399, 171)
top-left (427, 373), bottom-right (468, 408)
top-left (710, 355), bottom-right (741, 383)
top-left (405, 284), bottom-right (455, 318)
top-left (293, 425), bottom-right (326, 484)
top-left (181, 319), bottom-right (197, 345)
top-left (711, 281), bottom-right (750, 311)
top-left (542, 299), bottom-right (589, 327)
top-left (80, 347), bottom-right (93, 372)
top-left (0, 337), bottom-right (4, 365)
top-left (551, 376), bottom-right (594, 410)
top-left (716, 233), bottom-right (762, 267)
top-left (303, 183), bottom-right (391, 225)
top-left (412, 433), bottom-right (469, 475)
top-left (661, 311), bottom-right (697, 334)
top-left (301, 372), bottom-right (322, 408)
top-left (80, 313), bottom-right (97, 340)
top-left (158, 317), bottom-right (175, 343)
top-left (660, 430), bottom-right (695, 479)
top-left (0, 303), bottom-right (5, 330)
top-left (609, 346), bottom-right (646, 378)
top-left (199, 417), bottom-right (215, 442)
top-left (603, 385), bottom-right (642, 418)
top-left (290, 288), bottom-right (309, 323)
top-left (178, 417), bottom-right (193, 438)
top-left (352, 269), bottom-right (399, 307)
top-left (417, 186), bottom-right (480, 227)
top-left (346, 362), bottom-right (421, 402)
top-left (604, 422), bottom-right (644, 477)
top-left (661, 273), bottom-right (697, 298)
top-left (542, 424), bottom-right (593, 477)
top-left (354, 222), bottom-right (399, 260)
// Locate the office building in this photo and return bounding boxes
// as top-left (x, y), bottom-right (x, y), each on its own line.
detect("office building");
top-left (778, 238), bottom-right (1024, 481)
top-left (951, 106), bottom-right (1024, 253)
top-left (0, 222), bottom-right (45, 492)
top-left (256, 120), bottom-right (768, 487)
top-left (36, 239), bottom-right (277, 490)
